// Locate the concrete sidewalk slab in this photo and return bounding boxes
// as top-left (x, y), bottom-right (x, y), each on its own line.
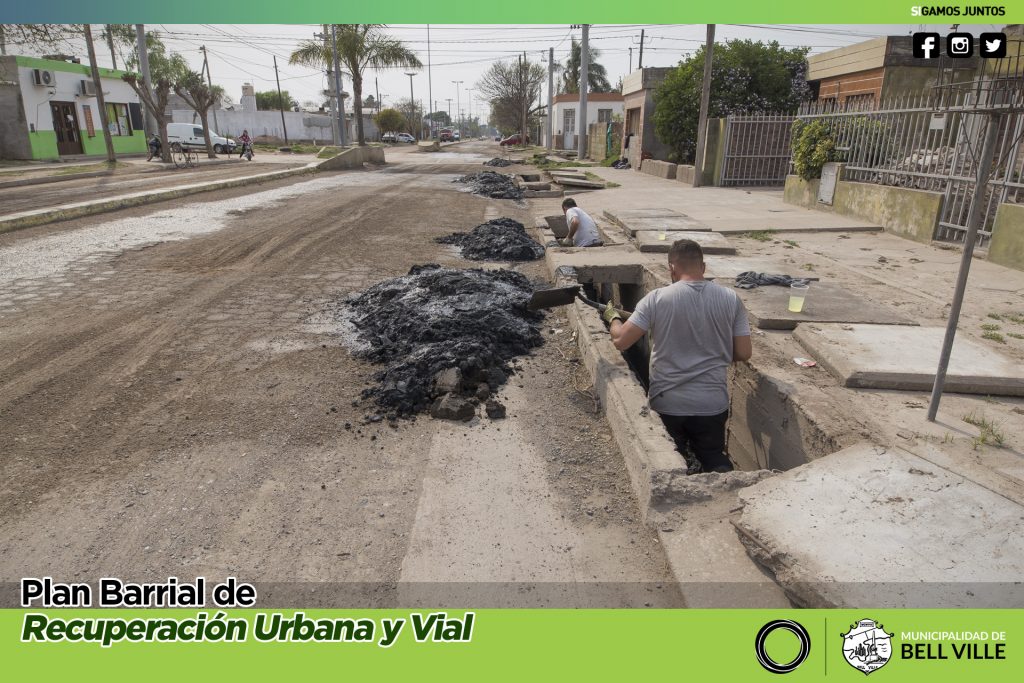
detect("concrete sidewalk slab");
top-left (605, 208), bottom-right (686, 223)
top-left (617, 216), bottom-right (712, 236)
top-left (737, 281), bottom-right (916, 330)
top-left (793, 324), bottom-right (1024, 396)
top-left (554, 177), bottom-right (605, 189)
top-left (635, 230), bottom-right (736, 254)
top-left (736, 443), bottom-right (1024, 608)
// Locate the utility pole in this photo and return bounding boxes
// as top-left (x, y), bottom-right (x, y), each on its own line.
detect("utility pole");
top-left (446, 98), bottom-right (452, 129)
top-left (0, 25), bottom-right (6, 56)
top-left (84, 24), bottom-right (116, 163)
top-left (546, 46), bottom-right (554, 151)
top-left (375, 77), bottom-right (380, 114)
top-left (638, 29), bottom-right (645, 69)
top-left (467, 87), bottom-right (474, 135)
top-left (199, 45), bottom-right (219, 134)
top-left (628, 47), bottom-right (633, 73)
top-left (105, 25), bottom-right (117, 70)
top-left (273, 55), bottom-right (289, 144)
top-left (692, 24), bottom-right (715, 188)
top-left (577, 24), bottom-right (590, 160)
top-left (331, 24), bottom-right (347, 145)
top-left (427, 25), bottom-right (433, 138)
top-left (135, 24), bottom-right (156, 137)
top-left (405, 71), bottom-right (417, 140)
top-left (319, 25), bottom-right (339, 145)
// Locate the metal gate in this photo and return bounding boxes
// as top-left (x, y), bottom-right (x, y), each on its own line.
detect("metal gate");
top-left (720, 114), bottom-right (795, 186)
top-left (936, 111), bottom-right (1024, 245)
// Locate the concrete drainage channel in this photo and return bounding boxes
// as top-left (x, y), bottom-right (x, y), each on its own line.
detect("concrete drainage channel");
top-left (531, 213), bottom-right (856, 607)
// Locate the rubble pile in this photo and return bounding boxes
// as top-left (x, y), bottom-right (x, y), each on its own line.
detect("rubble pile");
top-left (483, 158), bottom-right (514, 167)
top-left (344, 265), bottom-right (544, 420)
top-left (454, 171), bottom-right (524, 200)
top-left (436, 217), bottom-right (545, 262)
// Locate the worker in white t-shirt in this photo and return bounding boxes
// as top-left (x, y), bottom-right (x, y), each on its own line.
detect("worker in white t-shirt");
top-left (557, 198), bottom-right (603, 247)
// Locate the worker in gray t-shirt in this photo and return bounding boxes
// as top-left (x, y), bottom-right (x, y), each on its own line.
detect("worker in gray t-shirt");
top-left (604, 239), bottom-right (752, 472)
top-left (557, 198), bottom-right (603, 247)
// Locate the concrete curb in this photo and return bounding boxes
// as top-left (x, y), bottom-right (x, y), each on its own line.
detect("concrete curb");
top-left (0, 159), bottom-right (243, 191)
top-left (0, 163), bottom-right (319, 235)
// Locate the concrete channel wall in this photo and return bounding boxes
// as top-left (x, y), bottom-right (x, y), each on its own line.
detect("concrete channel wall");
top-left (318, 145), bottom-right (386, 170)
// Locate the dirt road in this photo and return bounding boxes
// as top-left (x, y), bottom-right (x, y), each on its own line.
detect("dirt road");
top-left (0, 140), bottom-right (680, 607)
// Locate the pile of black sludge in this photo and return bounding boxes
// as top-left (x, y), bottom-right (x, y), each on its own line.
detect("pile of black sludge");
top-left (454, 171), bottom-right (524, 200)
top-left (483, 158), bottom-right (514, 167)
top-left (345, 265), bottom-right (544, 419)
top-left (436, 217), bottom-right (544, 262)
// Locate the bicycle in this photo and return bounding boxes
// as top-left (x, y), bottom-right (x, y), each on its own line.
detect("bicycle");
top-left (170, 142), bottom-right (199, 169)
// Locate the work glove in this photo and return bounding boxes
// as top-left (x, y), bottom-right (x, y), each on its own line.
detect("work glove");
top-left (557, 238), bottom-right (574, 247)
top-left (602, 302), bottom-right (623, 325)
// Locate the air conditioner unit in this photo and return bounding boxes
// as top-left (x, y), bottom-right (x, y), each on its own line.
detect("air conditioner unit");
top-left (32, 69), bottom-right (56, 87)
top-left (79, 79), bottom-right (97, 96)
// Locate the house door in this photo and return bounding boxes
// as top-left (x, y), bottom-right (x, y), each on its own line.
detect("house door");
top-left (563, 108), bottom-right (576, 150)
top-left (50, 102), bottom-right (83, 156)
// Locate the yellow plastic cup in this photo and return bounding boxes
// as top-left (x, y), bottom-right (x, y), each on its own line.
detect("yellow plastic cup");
top-left (789, 283), bottom-right (809, 313)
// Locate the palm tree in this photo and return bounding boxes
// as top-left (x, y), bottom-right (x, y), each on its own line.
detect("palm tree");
top-left (560, 38), bottom-right (612, 94)
top-left (290, 25), bottom-right (421, 146)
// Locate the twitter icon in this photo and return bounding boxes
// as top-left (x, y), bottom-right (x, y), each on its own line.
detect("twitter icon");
top-left (980, 32), bottom-right (1007, 58)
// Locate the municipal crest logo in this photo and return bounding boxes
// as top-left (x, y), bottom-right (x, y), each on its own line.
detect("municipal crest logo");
top-left (842, 619), bottom-right (893, 675)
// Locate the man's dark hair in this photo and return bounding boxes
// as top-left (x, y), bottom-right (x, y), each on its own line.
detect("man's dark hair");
top-left (668, 239), bottom-right (704, 271)
top-left (561, 198), bottom-right (577, 210)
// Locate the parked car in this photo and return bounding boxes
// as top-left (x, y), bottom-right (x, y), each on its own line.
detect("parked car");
top-left (499, 134), bottom-right (530, 146)
top-left (453, 131), bottom-right (461, 140)
top-left (439, 130), bottom-right (454, 142)
top-left (381, 132), bottom-right (397, 142)
top-left (165, 123), bottom-right (235, 154)
top-left (494, 135), bottom-right (501, 142)
top-left (395, 133), bottom-right (415, 143)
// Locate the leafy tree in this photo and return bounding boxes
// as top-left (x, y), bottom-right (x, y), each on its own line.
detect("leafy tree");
top-left (175, 71), bottom-right (221, 158)
top-left (255, 90), bottom-right (297, 111)
top-left (477, 58), bottom-right (545, 144)
top-left (123, 72), bottom-right (173, 162)
top-left (374, 108), bottom-right (406, 136)
top-left (560, 38), bottom-right (612, 94)
top-left (653, 39), bottom-right (811, 162)
top-left (426, 111), bottom-right (451, 126)
top-left (290, 25), bottom-right (421, 145)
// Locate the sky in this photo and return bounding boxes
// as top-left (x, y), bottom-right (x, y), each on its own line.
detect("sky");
top-left (19, 22), bottom-right (1011, 121)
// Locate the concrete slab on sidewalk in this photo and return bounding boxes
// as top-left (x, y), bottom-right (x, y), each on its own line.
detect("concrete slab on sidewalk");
top-left (616, 215), bottom-right (712, 237)
top-left (635, 230), bottom-right (736, 254)
top-left (793, 324), bottom-right (1024, 396)
top-left (554, 177), bottom-right (605, 189)
top-left (605, 208), bottom-right (687, 223)
top-left (737, 281), bottom-right (916, 330)
top-left (735, 443), bottom-right (1024, 608)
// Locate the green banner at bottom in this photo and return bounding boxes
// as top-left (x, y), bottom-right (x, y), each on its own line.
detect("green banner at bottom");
top-left (5, 608), bottom-right (1021, 680)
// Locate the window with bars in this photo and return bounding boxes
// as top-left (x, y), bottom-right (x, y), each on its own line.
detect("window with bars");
top-left (598, 109), bottom-right (612, 123)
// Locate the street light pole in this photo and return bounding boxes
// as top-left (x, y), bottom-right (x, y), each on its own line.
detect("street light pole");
top-left (446, 98), bottom-right (452, 132)
top-left (452, 80), bottom-right (463, 137)
top-left (405, 71), bottom-right (417, 140)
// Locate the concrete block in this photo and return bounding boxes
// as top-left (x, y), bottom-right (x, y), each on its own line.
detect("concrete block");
top-left (783, 174), bottom-right (821, 209)
top-left (793, 323), bottom-right (1024, 396)
top-left (541, 214), bottom-right (568, 239)
top-left (604, 208), bottom-right (686, 226)
top-left (738, 281), bottom-right (916, 330)
top-left (544, 244), bottom-right (661, 284)
top-left (522, 189), bottom-right (564, 199)
top-left (639, 159), bottom-right (677, 179)
top-left (675, 165), bottom-right (696, 184)
top-left (635, 230), bottom-right (736, 254)
top-left (520, 181), bottom-right (551, 190)
top-left (987, 202), bottom-right (1024, 272)
top-left (317, 145), bottom-right (386, 170)
top-left (736, 443), bottom-right (1024, 607)
top-left (417, 140), bottom-right (440, 151)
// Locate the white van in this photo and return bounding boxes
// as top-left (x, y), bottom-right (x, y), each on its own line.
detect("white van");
top-left (165, 123), bottom-right (236, 154)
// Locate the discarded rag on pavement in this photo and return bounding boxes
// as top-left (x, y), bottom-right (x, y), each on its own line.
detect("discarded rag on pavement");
top-left (734, 272), bottom-right (811, 289)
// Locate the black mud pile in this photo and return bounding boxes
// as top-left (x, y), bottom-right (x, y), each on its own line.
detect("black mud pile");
top-left (454, 171), bottom-right (524, 200)
top-left (436, 217), bottom-right (544, 261)
top-left (483, 157), bottom-right (514, 167)
top-left (345, 265), bottom-right (544, 418)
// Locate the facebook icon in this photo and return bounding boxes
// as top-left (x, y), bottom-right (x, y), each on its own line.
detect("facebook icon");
top-left (913, 32), bottom-right (941, 59)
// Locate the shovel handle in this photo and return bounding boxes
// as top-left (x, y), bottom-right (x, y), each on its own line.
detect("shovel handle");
top-left (577, 294), bottom-right (632, 315)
